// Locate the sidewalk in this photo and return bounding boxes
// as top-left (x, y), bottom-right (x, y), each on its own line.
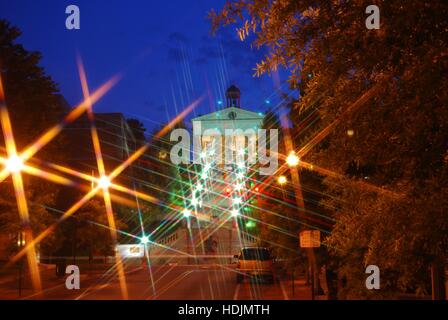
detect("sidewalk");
top-left (278, 277), bottom-right (310, 300)
top-left (0, 264), bottom-right (57, 299)
top-left (0, 263), bottom-right (55, 286)
top-left (277, 272), bottom-right (329, 300)
top-left (0, 262), bottom-right (143, 300)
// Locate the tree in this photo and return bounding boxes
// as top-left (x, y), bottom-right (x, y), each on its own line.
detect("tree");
top-left (73, 199), bottom-right (127, 262)
top-left (127, 118), bottom-right (147, 147)
top-left (211, 1), bottom-right (448, 298)
top-left (0, 20), bottom-right (66, 147)
top-left (138, 121), bottom-right (190, 237)
top-left (0, 20), bottom-right (68, 256)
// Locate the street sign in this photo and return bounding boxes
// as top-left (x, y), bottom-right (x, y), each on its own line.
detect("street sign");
top-left (299, 230), bottom-right (321, 248)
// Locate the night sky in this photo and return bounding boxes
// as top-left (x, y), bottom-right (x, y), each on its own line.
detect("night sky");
top-left (0, 0), bottom-right (290, 132)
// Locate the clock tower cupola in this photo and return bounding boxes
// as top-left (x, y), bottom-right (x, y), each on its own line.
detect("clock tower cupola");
top-left (226, 85), bottom-right (241, 108)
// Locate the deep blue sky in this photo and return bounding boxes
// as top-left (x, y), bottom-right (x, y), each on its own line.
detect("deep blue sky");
top-left (0, 0), bottom-right (290, 132)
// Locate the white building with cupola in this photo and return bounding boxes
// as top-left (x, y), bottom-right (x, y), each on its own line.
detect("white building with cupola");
top-left (151, 85), bottom-right (265, 264)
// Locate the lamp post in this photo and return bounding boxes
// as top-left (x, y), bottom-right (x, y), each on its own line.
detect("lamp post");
top-left (285, 148), bottom-right (317, 300)
top-left (17, 231), bottom-right (25, 297)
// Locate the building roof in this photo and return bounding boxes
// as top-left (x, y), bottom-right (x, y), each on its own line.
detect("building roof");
top-left (192, 107), bottom-right (264, 122)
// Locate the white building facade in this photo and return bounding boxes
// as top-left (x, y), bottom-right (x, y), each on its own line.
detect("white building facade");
top-left (151, 86), bottom-right (264, 264)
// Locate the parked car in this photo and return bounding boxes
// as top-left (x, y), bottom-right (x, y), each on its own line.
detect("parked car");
top-left (234, 247), bottom-right (275, 283)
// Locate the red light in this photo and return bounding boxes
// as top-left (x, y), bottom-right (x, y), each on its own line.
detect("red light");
top-left (255, 187), bottom-right (259, 192)
top-left (226, 187), bottom-right (231, 193)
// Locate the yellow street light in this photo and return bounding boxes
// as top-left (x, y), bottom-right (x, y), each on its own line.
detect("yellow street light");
top-left (17, 231), bottom-right (26, 247)
top-left (5, 155), bottom-right (24, 173)
top-left (286, 151), bottom-right (300, 167)
top-left (98, 175), bottom-right (111, 189)
top-left (278, 175), bottom-right (287, 185)
top-left (158, 151), bottom-right (167, 159)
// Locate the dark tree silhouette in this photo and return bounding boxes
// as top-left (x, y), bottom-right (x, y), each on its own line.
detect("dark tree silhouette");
top-left (0, 20), bottom-right (69, 256)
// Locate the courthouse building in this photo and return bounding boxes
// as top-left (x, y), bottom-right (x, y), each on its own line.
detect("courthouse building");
top-left (149, 85), bottom-right (265, 264)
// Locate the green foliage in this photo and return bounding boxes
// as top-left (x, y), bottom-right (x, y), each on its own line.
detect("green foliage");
top-left (0, 179), bottom-right (59, 256)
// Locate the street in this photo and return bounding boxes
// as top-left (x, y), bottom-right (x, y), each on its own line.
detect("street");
top-left (0, 264), bottom-right (311, 300)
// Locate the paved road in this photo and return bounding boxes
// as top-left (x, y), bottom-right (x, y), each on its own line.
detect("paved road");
top-left (1, 263), bottom-right (301, 300)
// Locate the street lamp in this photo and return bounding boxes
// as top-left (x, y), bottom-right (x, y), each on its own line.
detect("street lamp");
top-left (140, 235), bottom-right (150, 245)
top-left (286, 151), bottom-right (300, 167)
top-left (182, 208), bottom-right (192, 218)
top-left (232, 196), bottom-right (242, 205)
top-left (231, 209), bottom-right (239, 217)
top-left (191, 196), bottom-right (200, 207)
top-left (195, 183), bottom-right (204, 192)
top-left (17, 231), bottom-right (26, 247)
top-left (278, 175), bottom-right (287, 185)
top-left (5, 155), bottom-right (24, 173)
top-left (203, 163), bottom-right (211, 172)
top-left (158, 151), bottom-right (168, 159)
top-left (98, 175), bottom-right (111, 189)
